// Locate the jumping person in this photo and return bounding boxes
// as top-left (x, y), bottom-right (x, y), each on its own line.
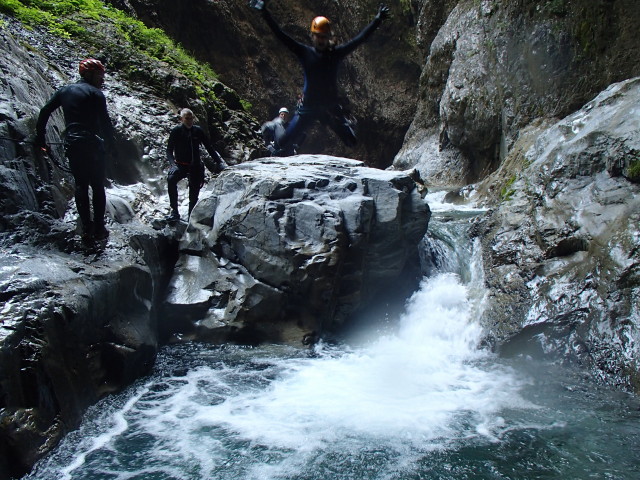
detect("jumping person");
top-left (166, 108), bottom-right (224, 221)
top-left (36, 58), bottom-right (116, 241)
top-left (251, 1), bottom-right (390, 151)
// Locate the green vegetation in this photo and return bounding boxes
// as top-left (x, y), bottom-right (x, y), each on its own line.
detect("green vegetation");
top-left (398, 0), bottom-right (412, 16)
top-left (239, 99), bottom-right (252, 111)
top-left (500, 175), bottom-right (517, 201)
top-left (0, 0), bottom-right (240, 108)
top-left (570, 1), bottom-right (614, 59)
top-left (628, 157), bottom-right (640, 182)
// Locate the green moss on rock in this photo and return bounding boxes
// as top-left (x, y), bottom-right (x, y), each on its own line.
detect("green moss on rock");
top-left (0, 0), bottom-right (253, 111)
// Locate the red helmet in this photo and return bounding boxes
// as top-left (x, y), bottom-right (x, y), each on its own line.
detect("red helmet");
top-left (310, 16), bottom-right (331, 34)
top-left (79, 58), bottom-right (105, 77)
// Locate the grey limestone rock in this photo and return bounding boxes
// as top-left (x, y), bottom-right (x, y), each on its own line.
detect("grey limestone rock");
top-left (474, 78), bottom-right (640, 389)
top-left (163, 155), bottom-right (431, 344)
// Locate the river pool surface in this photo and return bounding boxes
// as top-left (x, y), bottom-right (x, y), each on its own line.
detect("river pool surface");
top-left (24, 272), bottom-right (640, 480)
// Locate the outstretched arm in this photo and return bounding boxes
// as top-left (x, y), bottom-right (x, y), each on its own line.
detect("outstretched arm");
top-left (253, 0), bottom-right (306, 57)
top-left (337, 3), bottom-right (390, 56)
top-left (200, 130), bottom-right (226, 172)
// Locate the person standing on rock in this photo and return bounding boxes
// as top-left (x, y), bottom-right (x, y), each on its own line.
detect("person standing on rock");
top-left (251, 0), bottom-right (390, 151)
top-left (36, 58), bottom-right (116, 242)
top-left (166, 108), bottom-right (225, 222)
top-left (260, 106), bottom-right (304, 156)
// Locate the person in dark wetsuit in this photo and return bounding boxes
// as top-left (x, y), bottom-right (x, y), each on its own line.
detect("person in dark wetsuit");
top-left (260, 107), bottom-right (303, 156)
top-left (166, 108), bottom-right (225, 221)
top-left (252, 1), bottom-right (390, 151)
top-left (36, 58), bottom-right (116, 241)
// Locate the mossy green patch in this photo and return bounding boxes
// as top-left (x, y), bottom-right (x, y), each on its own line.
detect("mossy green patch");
top-left (500, 175), bottom-right (517, 201)
top-left (627, 157), bottom-right (640, 182)
top-left (0, 0), bottom-right (253, 110)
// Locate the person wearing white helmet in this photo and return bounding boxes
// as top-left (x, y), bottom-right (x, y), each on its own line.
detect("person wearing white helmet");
top-left (260, 106), bottom-right (303, 156)
top-left (165, 108), bottom-right (225, 222)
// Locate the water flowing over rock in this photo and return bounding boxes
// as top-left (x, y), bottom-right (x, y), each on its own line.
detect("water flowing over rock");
top-left (163, 156), bottom-right (430, 344)
top-left (2, 0), bottom-right (640, 477)
top-left (473, 77), bottom-right (640, 389)
top-left (0, 14), bottom-right (261, 478)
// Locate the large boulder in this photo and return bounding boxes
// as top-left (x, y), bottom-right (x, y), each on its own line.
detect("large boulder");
top-left (395, 0), bottom-right (640, 187)
top-left (163, 155), bottom-right (430, 344)
top-left (473, 77), bottom-right (640, 390)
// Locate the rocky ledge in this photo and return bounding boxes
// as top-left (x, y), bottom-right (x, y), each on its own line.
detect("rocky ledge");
top-left (0, 221), bottom-right (173, 478)
top-left (163, 155), bottom-right (430, 345)
top-left (0, 156), bottom-right (429, 477)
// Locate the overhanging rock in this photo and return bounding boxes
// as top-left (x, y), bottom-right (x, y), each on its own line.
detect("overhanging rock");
top-left (163, 155), bottom-right (431, 344)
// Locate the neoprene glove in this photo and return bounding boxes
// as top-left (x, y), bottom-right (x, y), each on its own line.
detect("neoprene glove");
top-left (249, 0), bottom-right (266, 10)
top-left (35, 134), bottom-right (46, 150)
top-left (211, 161), bottom-right (224, 174)
top-left (376, 4), bottom-right (390, 21)
top-left (168, 165), bottom-right (178, 176)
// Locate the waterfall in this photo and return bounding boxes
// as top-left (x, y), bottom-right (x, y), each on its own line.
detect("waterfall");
top-left (25, 191), bottom-right (640, 480)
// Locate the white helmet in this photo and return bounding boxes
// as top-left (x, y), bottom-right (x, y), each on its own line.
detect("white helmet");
top-left (279, 107), bottom-right (289, 114)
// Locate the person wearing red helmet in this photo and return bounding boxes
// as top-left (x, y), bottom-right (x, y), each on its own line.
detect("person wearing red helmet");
top-left (252, 1), bottom-right (389, 151)
top-left (36, 58), bottom-right (116, 242)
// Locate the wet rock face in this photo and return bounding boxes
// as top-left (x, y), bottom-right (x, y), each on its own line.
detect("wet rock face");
top-left (0, 240), bottom-right (164, 479)
top-left (110, 0), bottom-right (422, 167)
top-left (396, 0), bottom-right (640, 188)
top-left (0, 14), bottom-right (253, 477)
top-left (474, 78), bottom-right (640, 390)
top-left (163, 156), bottom-right (430, 344)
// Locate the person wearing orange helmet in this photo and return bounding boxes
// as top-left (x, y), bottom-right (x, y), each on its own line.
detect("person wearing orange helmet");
top-left (252, 1), bottom-right (390, 151)
top-left (36, 58), bottom-right (116, 242)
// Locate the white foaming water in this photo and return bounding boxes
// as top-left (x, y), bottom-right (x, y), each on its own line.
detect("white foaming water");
top-left (187, 251), bottom-right (525, 454)
top-left (424, 190), bottom-right (488, 214)
top-left (32, 248), bottom-right (531, 480)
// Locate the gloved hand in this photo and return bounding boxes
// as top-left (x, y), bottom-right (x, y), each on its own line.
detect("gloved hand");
top-left (249, 0), bottom-right (267, 11)
top-left (213, 151), bottom-right (228, 174)
top-left (376, 3), bottom-right (390, 21)
top-left (35, 135), bottom-right (46, 151)
top-left (211, 161), bottom-right (226, 174)
top-left (168, 165), bottom-right (179, 176)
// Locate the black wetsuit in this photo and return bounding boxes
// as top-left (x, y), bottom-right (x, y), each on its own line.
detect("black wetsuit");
top-left (261, 116), bottom-right (296, 156)
top-left (166, 124), bottom-right (222, 215)
top-left (262, 8), bottom-right (382, 148)
top-left (36, 79), bottom-right (115, 233)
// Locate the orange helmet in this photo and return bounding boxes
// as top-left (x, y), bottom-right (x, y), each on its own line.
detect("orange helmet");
top-left (78, 58), bottom-right (105, 77)
top-left (310, 16), bottom-right (331, 34)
